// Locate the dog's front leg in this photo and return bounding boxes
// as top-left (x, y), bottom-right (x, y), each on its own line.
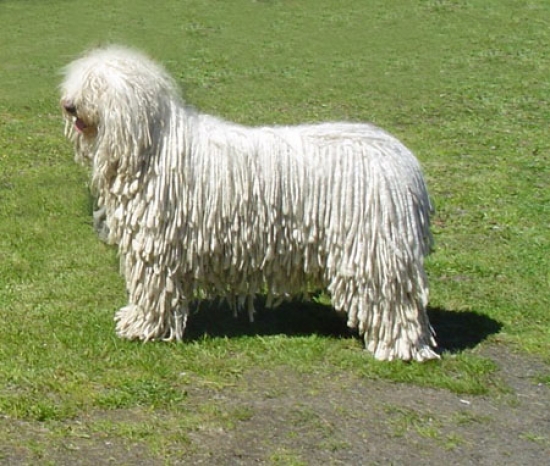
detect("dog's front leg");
top-left (115, 251), bottom-right (187, 342)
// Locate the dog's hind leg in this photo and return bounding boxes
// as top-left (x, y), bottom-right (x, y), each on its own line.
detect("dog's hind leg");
top-left (328, 270), bottom-right (438, 362)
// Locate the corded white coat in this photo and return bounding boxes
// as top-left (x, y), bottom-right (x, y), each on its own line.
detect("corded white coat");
top-left (61, 46), bottom-right (438, 361)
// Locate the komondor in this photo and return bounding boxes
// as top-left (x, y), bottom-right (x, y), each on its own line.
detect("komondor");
top-left (60, 45), bottom-right (438, 361)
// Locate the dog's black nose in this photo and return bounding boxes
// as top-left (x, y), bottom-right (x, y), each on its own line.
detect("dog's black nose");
top-left (63, 101), bottom-right (77, 115)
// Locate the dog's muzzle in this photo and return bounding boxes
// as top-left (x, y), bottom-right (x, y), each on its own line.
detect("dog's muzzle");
top-left (62, 100), bottom-right (93, 134)
top-left (62, 100), bottom-right (77, 116)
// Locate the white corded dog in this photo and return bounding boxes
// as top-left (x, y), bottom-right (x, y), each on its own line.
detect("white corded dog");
top-left (61, 45), bottom-right (438, 361)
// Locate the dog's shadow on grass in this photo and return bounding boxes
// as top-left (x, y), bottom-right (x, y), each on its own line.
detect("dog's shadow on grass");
top-left (184, 298), bottom-right (502, 355)
top-left (185, 298), bottom-right (352, 341)
top-left (427, 307), bottom-right (503, 354)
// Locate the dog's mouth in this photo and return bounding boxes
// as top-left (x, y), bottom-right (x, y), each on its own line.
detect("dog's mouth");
top-left (62, 101), bottom-right (96, 135)
top-left (72, 117), bottom-right (97, 136)
top-left (74, 117), bottom-right (89, 133)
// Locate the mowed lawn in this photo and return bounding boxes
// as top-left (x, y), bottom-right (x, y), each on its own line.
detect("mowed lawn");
top-left (0, 0), bottom-right (549, 462)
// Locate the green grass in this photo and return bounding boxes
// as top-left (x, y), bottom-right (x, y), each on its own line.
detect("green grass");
top-left (1, 0), bottom-right (549, 461)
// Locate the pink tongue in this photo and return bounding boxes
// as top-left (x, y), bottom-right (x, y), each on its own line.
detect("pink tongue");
top-left (75, 118), bottom-right (87, 132)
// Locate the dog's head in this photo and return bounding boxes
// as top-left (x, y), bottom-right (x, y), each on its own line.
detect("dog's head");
top-left (60, 45), bottom-right (179, 167)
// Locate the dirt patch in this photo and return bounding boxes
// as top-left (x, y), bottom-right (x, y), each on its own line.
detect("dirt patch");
top-left (182, 344), bottom-right (549, 465)
top-left (2, 344), bottom-right (548, 465)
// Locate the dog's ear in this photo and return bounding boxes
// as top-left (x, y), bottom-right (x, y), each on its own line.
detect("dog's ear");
top-left (77, 46), bottom-right (179, 175)
top-left (95, 84), bottom-right (157, 172)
